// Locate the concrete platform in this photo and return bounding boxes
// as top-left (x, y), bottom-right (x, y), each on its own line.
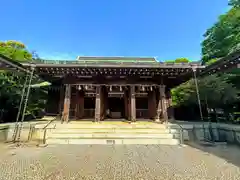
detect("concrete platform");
top-left (48, 133), bottom-right (174, 139)
top-left (45, 121), bottom-right (181, 145)
top-left (46, 138), bottom-right (180, 145)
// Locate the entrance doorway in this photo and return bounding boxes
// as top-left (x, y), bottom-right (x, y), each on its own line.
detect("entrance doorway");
top-left (107, 97), bottom-right (125, 119)
top-left (136, 97), bottom-right (148, 119)
top-left (84, 97), bottom-right (95, 118)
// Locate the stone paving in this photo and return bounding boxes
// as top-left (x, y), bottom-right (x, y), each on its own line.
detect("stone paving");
top-left (0, 143), bottom-right (240, 180)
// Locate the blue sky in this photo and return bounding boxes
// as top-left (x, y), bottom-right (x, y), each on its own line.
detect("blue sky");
top-left (1, 0), bottom-right (229, 61)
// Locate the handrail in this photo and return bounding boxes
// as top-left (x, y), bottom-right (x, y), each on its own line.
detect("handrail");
top-left (166, 123), bottom-right (184, 145)
top-left (43, 115), bottom-right (58, 129)
top-left (42, 115), bottom-right (59, 144)
top-left (28, 115), bottom-right (59, 142)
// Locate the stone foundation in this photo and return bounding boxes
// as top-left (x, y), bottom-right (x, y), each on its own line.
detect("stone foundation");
top-left (1, 121), bottom-right (240, 145)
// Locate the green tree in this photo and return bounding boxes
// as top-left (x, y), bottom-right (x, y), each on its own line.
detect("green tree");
top-left (175, 58), bottom-right (190, 63)
top-left (229, 0), bottom-right (240, 7)
top-left (165, 58), bottom-right (190, 63)
top-left (0, 40), bottom-right (32, 61)
top-left (171, 74), bottom-right (238, 113)
top-left (0, 41), bottom-right (47, 122)
top-left (172, 2), bottom-right (240, 121)
top-left (201, 5), bottom-right (240, 64)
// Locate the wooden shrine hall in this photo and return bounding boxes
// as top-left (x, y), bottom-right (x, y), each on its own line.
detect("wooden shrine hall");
top-left (19, 56), bottom-right (206, 123)
top-left (0, 51), bottom-right (239, 124)
top-left (0, 54), bottom-right (210, 122)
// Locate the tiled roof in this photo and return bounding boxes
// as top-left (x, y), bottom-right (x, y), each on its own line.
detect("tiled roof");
top-left (77, 56), bottom-right (157, 63)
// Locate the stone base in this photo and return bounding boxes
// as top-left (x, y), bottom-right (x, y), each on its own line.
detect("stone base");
top-left (46, 138), bottom-right (180, 145)
top-left (44, 121), bottom-right (181, 145)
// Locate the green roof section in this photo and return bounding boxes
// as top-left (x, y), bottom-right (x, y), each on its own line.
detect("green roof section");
top-left (77, 56), bottom-right (157, 63)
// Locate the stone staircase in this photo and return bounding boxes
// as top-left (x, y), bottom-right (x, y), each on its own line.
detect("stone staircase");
top-left (45, 122), bottom-right (181, 145)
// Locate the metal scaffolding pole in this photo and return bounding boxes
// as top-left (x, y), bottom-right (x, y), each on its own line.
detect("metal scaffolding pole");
top-left (12, 73), bottom-right (30, 142)
top-left (16, 65), bottom-right (35, 144)
top-left (192, 68), bottom-right (206, 139)
top-left (193, 68), bottom-right (203, 121)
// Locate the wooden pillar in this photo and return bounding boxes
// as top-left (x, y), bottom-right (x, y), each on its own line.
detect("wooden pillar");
top-left (105, 89), bottom-right (108, 119)
top-left (58, 86), bottom-right (64, 115)
top-left (124, 89), bottom-right (129, 119)
top-left (130, 86), bottom-right (136, 122)
top-left (78, 91), bottom-right (84, 119)
top-left (95, 86), bottom-right (101, 122)
top-left (100, 86), bottom-right (105, 121)
top-left (160, 85), bottom-right (168, 122)
top-left (74, 90), bottom-right (78, 119)
top-left (148, 91), bottom-right (153, 119)
top-left (128, 88), bottom-right (131, 120)
top-left (148, 90), bottom-right (156, 119)
top-left (152, 90), bottom-right (157, 119)
top-left (155, 87), bottom-right (162, 122)
top-left (166, 90), bottom-right (175, 120)
top-left (62, 84), bottom-right (71, 122)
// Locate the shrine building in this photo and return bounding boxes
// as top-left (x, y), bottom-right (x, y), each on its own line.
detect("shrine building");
top-left (22, 56), bottom-right (205, 122)
top-left (1, 52), bottom-right (240, 123)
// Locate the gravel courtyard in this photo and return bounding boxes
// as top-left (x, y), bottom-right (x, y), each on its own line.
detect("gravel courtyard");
top-left (0, 143), bottom-right (240, 180)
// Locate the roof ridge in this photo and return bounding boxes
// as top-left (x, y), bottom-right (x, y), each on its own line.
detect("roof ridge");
top-left (76, 56), bottom-right (157, 61)
top-left (77, 56), bottom-right (156, 58)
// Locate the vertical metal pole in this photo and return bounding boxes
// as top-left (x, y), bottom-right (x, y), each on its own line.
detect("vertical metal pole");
top-left (193, 68), bottom-right (203, 121)
top-left (12, 74), bottom-right (29, 142)
top-left (193, 68), bottom-right (206, 139)
top-left (17, 65), bottom-right (35, 144)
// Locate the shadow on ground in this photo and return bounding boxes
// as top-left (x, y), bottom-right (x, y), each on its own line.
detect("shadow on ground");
top-left (186, 141), bottom-right (240, 167)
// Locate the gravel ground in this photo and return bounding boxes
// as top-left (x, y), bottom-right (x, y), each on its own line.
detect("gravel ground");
top-left (0, 143), bottom-right (240, 180)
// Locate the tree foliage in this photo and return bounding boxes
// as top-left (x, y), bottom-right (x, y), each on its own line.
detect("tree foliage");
top-left (201, 4), bottom-right (240, 64)
top-left (178, 2), bottom-right (240, 121)
top-left (205, 58), bottom-right (220, 65)
top-left (0, 41), bottom-right (46, 122)
top-left (229, 0), bottom-right (240, 7)
top-left (0, 40), bottom-right (32, 61)
top-left (172, 74), bottom-right (238, 109)
top-left (165, 58), bottom-right (190, 63)
top-left (175, 58), bottom-right (190, 63)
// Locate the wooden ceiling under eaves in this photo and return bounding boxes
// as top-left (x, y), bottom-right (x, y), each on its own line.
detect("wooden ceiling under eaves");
top-left (19, 58), bottom-right (205, 88)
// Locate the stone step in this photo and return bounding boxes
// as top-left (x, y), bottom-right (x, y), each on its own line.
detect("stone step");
top-left (48, 133), bottom-right (174, 139)
top-left (55, 123), bottom-right (167, 129)
top-left (51, 128), bottom-right (170, 134)
top-left (46, 138), bottom-right (180, 145)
